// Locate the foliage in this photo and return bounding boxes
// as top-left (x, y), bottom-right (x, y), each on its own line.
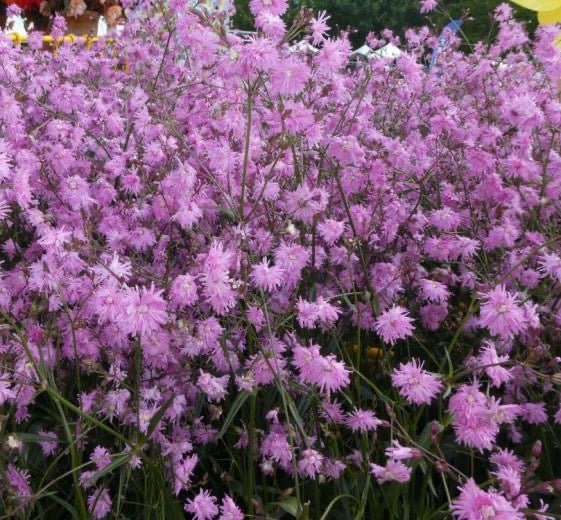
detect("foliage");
top-left (1, 2), bottom-right (561, 520)
top-left (233, 0), bottom-right (539, 47)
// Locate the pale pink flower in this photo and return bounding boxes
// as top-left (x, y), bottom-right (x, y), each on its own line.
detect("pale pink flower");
top-left (184, 489), bottom-right (219, 520)
top-left (250, 259), bottom-right (284, 292)
top-left (476, 342), bottom-right (512, 387)
top-left (198, 371), bottom-right (229, 402)
top-left (298, 448), bottom-right (324, 478)
top-left (249, 0), bottom-right (288, 16)
top-left (375, 306), bottom-right (414, 345)
top-left (370, 459), bottom-right (411, 484)
top-left (479, 286), bottom-right (525, 339)
top-left (87, 487), bottom-right (112, 519)
top-left (385, 440), bottom-right (422, 461)
top-left (392, 359), bottom-right (443, 405)
top-left (310, 11), bottom-right (330, 45)
top-left (345, 408), bottom-right (382, 432)
top-left (451, 479), bottom-right (523, 520)
top-left (120, 284), bottom-right (168, 336)
top-left (219, 496), bottom-right (244, 520)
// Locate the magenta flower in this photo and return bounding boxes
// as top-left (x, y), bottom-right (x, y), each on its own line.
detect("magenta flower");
top-left (375, 306), bottom-right (414, 345)
top-left (479, 286), bottom-right (525, 339)
top-left (391, 359), bottom-right (443, 405)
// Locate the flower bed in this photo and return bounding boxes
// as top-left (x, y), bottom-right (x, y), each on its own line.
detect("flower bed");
top-left (1, 1), bottom-right (561, 518)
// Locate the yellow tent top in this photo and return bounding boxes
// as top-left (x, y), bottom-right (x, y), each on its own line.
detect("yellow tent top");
top-left (511, 0), bottom-right (561, 24)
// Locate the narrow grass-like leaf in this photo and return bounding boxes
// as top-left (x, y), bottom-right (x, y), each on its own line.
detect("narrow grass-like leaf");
top-left (217, 391), bottom-right (250, 440)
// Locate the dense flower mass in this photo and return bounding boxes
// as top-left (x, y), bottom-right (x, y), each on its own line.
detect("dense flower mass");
top-left (1, 1), bottom-right (561, 518)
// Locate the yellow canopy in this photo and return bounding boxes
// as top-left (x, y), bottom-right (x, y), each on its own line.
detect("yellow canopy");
top-left (510, 0), bottom-right (561, 11)
top-left (538, 5), bottom-right (561, 23)
top-left (510, 0), bottom-right (561, 25)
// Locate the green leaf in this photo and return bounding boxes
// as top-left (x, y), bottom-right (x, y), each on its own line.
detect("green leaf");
top-left (297, 501), bottom-right (310, 520)
top-left (147, 395), bottom-right (175, 437)
top-left (217, 391), bottom-right (251, 440)
top-left (47, 494), bottom-right (80, 519)
top-left (273, 496), bottom-right (299, 517)
top-left (90, 452), bottom-right (133, 485)
top-left (319, 495), bottom-right (356, 520)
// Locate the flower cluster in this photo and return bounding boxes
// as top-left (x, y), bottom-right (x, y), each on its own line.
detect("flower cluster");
top-left (1, 1), bottom-right (561, 518)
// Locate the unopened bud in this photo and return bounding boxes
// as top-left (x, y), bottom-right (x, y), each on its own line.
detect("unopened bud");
top-left (534, 482), bottom-right (554, 494)
top-left (532, 440), bottom-right (542, 458)
top-left (410, 448), bottom-right (423, 460)
top-left (436, 461), bottom-right (449, 474)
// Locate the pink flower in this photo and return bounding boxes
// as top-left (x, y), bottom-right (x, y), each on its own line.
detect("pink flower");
top-left (490, 450), bottom-right (524, 473)
top-left (261, 431), bottom-right (292, 468)
top-left (219, 496), bottom-right (244, 520)
top-left (91, 446), bottom-right (111, 470)
top-left (250, 259), bottom-right (284, 292)
top-left (6, 464), bottom-right (31, 498)
top-left (184, 489), bottom-right (219, 520)
top-left (449, 385), bottom-right (517, 452)
top-left (0, 376), bottom-right (16, 405)
top-left (298, 448), bottom-right (324, 478)
top-left (375, 306), bottom-right (414, 345)
top-left (270, 58), bottom-right (311, 97)
top-left (345, 408), bottom-right (382, 432)
top-left (292, 344), bottom-right (350, 393)
top-left (198, 371), bottom-right (229, 402)
top-left (520, 402), bottom-right (547, 424)
top-left (318, 218), bottom-right (345, 245)
top-left (310, 11), bottom-right (330, 45)
top-left (87, 487), bottom-right (112, 519)
top-left (174, 455), bottom-right (198, 495)
top-left (37, 430), bottom-right (58, 456)
top-left (249, 0), bottom-right (288, 16)
top-left (392, 359), bottom-right (443, 405)
top-left (476, 342), bottom-right (512, 387)
top-left (538, 251), bottom-right (561, 282)
top-left (419, 279), bottom-right (449, 303)
top-left (201, 242), bottom-right (237, 315)
top-left (120, 284), bottom-right (168, 336)
top-left (479, 286), bottom-right (526, 339)
top-left (451, 479), bottom-right (523, 520)
top-left (370, 459), bottom-right (411, 484)
top-left (170, 274), bottom-right (198, 308)
top-left (385, 440), bottom-right (422, 461)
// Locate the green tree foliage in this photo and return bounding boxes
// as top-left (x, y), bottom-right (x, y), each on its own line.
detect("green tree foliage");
top-left (233, 0), bottom-right (539, 47)
top-left (441, 0), bottom-right (537, 46)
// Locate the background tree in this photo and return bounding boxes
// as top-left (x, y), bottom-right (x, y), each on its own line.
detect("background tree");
top-left (233, 0), bottom-right (538, 47)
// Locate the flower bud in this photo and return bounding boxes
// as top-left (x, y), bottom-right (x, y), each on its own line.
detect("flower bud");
top-left (532, 440), bottom-right (542, 458)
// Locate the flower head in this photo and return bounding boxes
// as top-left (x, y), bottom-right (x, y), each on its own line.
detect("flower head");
top-left (370, 459), bottom-right (411, 484)
top-left (184, 489), bottom-right (219, 520)
top-left (479, 286), bottom-right (525, 339)
top-left (375, 306), bottom-right (414, 345)
top-left (392, 359), bottom-right (443, 405)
